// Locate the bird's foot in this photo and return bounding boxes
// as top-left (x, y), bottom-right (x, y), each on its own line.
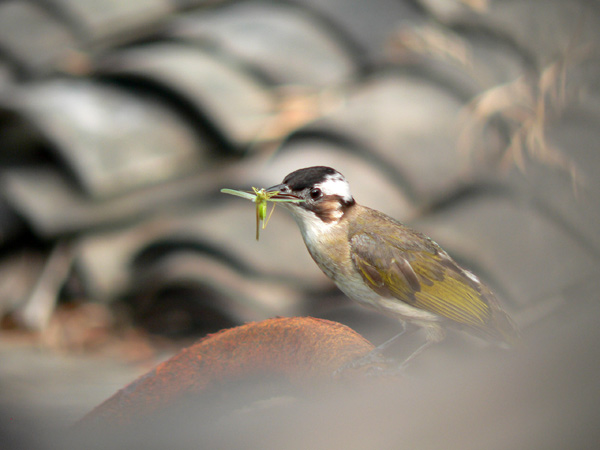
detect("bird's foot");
top-left (333, 338), bottom-right (435, 379)
top-left (332, 348), bottom-right (398, 379)
top-left (333, 327), bottom-right (411, 379)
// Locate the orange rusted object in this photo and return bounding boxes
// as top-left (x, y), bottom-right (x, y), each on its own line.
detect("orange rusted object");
top-left (80, 317), bottom-right (373, 426)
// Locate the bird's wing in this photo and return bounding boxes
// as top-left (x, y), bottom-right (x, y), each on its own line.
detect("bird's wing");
top-left (349, 230), bottom-right (493, 329)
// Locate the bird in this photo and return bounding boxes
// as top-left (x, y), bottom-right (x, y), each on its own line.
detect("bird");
top-left (266, 166), bottom-right (519, 367)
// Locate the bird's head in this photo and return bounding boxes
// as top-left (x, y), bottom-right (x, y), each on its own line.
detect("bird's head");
top-left (267, 166), bottom-right (356, 229)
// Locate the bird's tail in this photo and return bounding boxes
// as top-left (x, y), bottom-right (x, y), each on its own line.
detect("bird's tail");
top-left (486, 307), bottom-right (521, 348)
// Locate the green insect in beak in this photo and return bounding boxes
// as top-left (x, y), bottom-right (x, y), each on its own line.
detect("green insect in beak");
top-left (221, 187), bottom-right (304, 240)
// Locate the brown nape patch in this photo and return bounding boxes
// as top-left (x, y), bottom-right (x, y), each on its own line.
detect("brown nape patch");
top-left (312, 195), bottom-right (354, 223)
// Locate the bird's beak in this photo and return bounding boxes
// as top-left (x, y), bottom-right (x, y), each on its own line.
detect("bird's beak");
top-left (265, 184), bottom-right (301, 200)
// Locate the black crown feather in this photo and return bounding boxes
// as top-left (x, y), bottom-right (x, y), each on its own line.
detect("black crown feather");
top-left (282, 166), bottom-right (339, 191)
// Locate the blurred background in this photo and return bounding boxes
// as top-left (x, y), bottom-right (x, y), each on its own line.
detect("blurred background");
top-left (1, 0), bottom-right (599, 448)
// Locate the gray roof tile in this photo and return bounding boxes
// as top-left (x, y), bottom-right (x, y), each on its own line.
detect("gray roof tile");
top-left (43, 0), bottom-right (173, 47)
top-left (0, 59), bottom-right (14, 91)
top-left (420, 0), bottom-right (600, 69)
top-left (169, 0), bottom-right (360, 87)
top-left (1, 162), bottom-right (229, 237)
top-left (72, 193), bottom-right (332, 314)
top-left (97, 43), bottom-right (277, 152)
top-left (507, 106), bottom-right (600, 253)
top-left (0, 1), bottom-right (81, 76)
top-left (414, 190), bottom-right (600, 312)
top-left (127, 250), bottom-right (309, 327)
top-left (387, 23), bottom-right (528, 95)
top-left (1, 79), bottom-right (209, 199)
top-left (292, 0), bottom-right (426, 66)
top-left (295, 72), bottom-right (504, 205)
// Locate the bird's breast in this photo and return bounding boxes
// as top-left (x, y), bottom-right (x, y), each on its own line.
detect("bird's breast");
top-left (297, 207), bottom-right (441, 325)
top-left (302, 226), bottom-right (352, 282)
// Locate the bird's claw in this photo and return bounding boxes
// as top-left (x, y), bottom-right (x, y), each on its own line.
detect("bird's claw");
top-left (332, 349), bottom-right (399, 379)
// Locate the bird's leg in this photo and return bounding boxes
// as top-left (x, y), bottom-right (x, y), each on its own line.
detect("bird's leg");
top-left (333, 323), bottom-right (415, 377)
top-left (398, 339), bottom-right (434, 369)
top-left (334, 323), bottom-right (445, 377)
top-left (372, 322), bottom-right (408, 354)
top-left (393, 325), bottom-right (446, 370)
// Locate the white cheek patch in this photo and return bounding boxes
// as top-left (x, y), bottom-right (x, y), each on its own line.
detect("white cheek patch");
top-left (317, 174), bottom-right (353, 202)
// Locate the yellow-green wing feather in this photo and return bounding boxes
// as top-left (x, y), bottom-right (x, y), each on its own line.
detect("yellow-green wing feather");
top-left (351, 225), bottom-right (519, 345)
top-left (350, 230), bottom-right (492, 329)
top-left (346, 202), bottom-right (522, 347)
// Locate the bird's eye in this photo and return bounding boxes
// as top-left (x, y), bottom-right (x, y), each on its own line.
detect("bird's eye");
top-left (309, 188), bottom-right (322, 199)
